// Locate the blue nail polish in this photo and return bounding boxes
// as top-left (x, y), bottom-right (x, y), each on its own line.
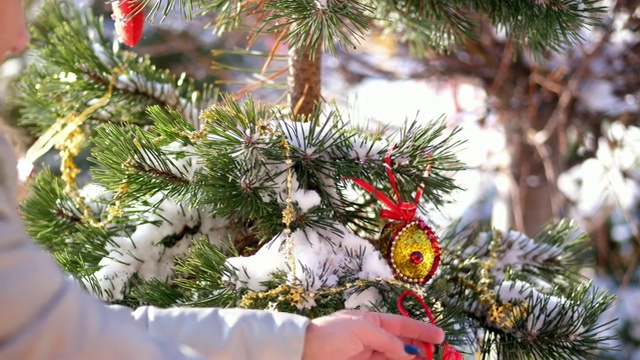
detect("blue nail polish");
top-left (404, 344), bottom-right (421, 355)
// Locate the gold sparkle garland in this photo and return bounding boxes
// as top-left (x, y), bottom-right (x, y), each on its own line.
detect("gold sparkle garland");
top-left (280, 137), bottom-right (297, 280)
top-left (488, 301), bottom-right (529, 329)
top-left (25, 74), bottom-right (115, 171)
top-left (450, 230), bottom-right (529, 330)
top-left (239, 277), bottom-right (411, 310)
top-left (24, 75), bottom-right (126, 228)
top-left (238, 134), bottom-right (305, 309)
top-left (57, 127), bottom-right (85, 193)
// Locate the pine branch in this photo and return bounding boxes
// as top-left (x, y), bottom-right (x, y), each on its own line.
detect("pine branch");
top-left (195, 97), bottom-right (464, 241)
top-left (129, 278), bottom-right (191, 307)
top-left (472, 0), bottom-right (606, 54)
top-left (117, 0), bottom-right (604, 61)
top-left (339, 119), bottom-right (466, 217)
top-left (20, 169), bottom-right (114, 254)
top-left (134, 0), bottom-right (200, 22)
top-left (15, 0), bottom-right (216, 137)
top-left (266, 0), bottom-right (371, 57)
top-left (91, 123), bottom-right (200, 204)
top-left (172, 239), bottom-right (242, 307)
top-left (147, 106), bottom-right (198, 145)
top-left (20, 169), bottom-right (127, 280)
top-left (196, 96), bottom-right (285, 224)
top-left (373, 0), bottom-right (475, 55)
top-left (431, 221), bottom-right (617, 358)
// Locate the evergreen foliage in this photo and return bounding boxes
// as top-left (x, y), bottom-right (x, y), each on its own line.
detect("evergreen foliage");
top-left (138, 0), bottom-right (605, 55)
top-left (15, 0), bottom-right (618, 358)
top-left (15, 1), bottom-right (215, 135)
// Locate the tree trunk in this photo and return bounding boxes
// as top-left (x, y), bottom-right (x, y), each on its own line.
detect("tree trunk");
top-left (497, 79), bottom-right (562, 236)
top-left (287, 45), bottom-right (321, 118)
top-left (503, 113), bottom-right (555, 235)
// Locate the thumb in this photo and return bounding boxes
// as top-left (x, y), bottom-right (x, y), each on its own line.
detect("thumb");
top-left (356, 323), bottom-right (413, 360)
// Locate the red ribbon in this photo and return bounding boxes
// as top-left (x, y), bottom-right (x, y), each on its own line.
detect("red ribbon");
top-left (397, 290), bottom-right (463, 360)
top-left (347, 147), bottom-right (433, 222)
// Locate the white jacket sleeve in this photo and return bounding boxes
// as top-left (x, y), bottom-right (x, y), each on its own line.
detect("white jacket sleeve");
top-left (0, 135), bottom-right (309, 360)
top-left (111, 306), bottom-right (310, 359)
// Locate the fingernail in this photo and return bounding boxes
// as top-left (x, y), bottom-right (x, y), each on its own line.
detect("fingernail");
top-left (404, 344), bottom-right (420, 355)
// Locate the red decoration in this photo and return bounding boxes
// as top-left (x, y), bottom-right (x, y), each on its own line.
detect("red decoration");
top-left (397, 290), bottom-right (463, 360)
top-left (410, 251), bottom-right (424, 264)
top-left (350, 148), bottom-right (428, 222)
top-left (348, 147), bottom-right (441, 284)
top-left (442, 343), bottom-right (463, 360)
top-left (111, 0), bottom-right (145, 47)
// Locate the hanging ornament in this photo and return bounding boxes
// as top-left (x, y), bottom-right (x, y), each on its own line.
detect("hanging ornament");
top-left (398, 290), bottom-right (463, 360)
top-left (349, 147), bottom-right (441, 284)
top-left (111, 0), bottom-right (145, 47)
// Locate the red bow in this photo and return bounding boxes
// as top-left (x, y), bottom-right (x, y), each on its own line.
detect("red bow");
top-left (397, 290), bottom-right (463, 360)
top-left (349, 147), bottom-right (433, 222)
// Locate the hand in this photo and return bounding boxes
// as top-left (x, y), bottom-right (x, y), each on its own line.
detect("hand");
top-left (302, 310), bottom-right (445, 360)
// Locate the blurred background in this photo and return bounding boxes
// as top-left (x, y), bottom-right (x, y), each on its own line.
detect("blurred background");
top-left (1, 0), bottom-right (638, 358)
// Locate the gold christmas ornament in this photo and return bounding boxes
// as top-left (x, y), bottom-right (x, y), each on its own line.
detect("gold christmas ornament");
top-left (380, 219), bottom-right (440, 284)
top-left (348, 147), bottom-right (441, 284)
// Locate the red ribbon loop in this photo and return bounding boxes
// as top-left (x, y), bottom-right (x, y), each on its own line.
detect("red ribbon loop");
top-left (397, 290), bottom-right (436, 323)
top-left (397, 290), bottom-right (463, 360)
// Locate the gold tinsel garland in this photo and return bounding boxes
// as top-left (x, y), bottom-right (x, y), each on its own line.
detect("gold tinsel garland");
top-left (24, 74), bottom-right (128, 228)
top-left (449, 230), bottom-right (529, 330)
top-left (280, 137), bottom-right (298, 279)
top-left (239, 277), bottom-right (412, 310)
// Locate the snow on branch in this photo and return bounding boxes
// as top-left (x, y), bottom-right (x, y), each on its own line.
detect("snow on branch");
top-left (114, 71), bottom-right (201, 125)
top-left (466, 229), bottom-right (565, 282)
top-left (224, 221), bottom-right (393, 310)
top-left (91, 192), bottom-right (230, 301)
top-left (496, 280), bottom-right (580, 336)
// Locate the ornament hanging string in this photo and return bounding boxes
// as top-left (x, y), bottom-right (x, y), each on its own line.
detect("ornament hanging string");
top-left (397, 290), bottom-right (463, 360)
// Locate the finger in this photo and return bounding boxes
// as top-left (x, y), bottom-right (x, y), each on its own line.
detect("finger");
top-left (350, 350), bottom-right (398, 360)
top-left (368, 312), bottom-right (445, 344)
top-left (354, 322), bottom-right (412, 360)
top-left (349, 350), bottom-right (374, 360)
top-left (370, 352), bottom-right (401, 360)
top-left (400, 337), bottom-right (430, 355)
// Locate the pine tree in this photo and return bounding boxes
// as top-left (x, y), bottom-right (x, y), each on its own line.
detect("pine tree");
top-left (16, 0), bottom-right (617, 358)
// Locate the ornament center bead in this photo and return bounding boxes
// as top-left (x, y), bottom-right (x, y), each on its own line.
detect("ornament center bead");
top-left (410, 251), bottom-right (424, 264)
